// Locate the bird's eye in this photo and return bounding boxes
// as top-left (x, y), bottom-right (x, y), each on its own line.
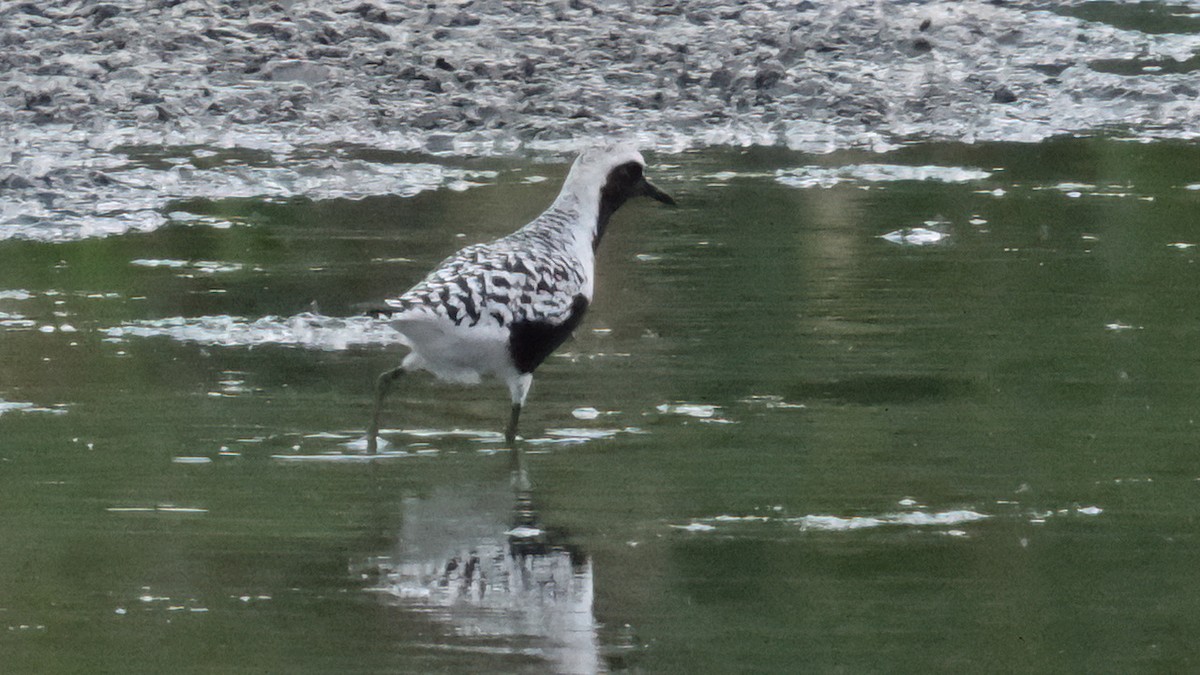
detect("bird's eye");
top-left (616, 162), bottom-right (642, 182)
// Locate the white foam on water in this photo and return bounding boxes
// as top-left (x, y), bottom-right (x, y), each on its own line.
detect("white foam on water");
top-left (130, 258), bottom-right (188, 269)
top-left (0, 400), bottom-right (68, 417)
top-left (793, 510), bottom-right (990, 531)
top-left (107, 505), bottom-right (208, 514)
top-left (0, 401), bottom-right (36, 416)
top-left (401, 428), bottom-right (505, 442)
top-left (117, 162), bottom-right (499, 202)
top-left (739, 395), bottom-right (806, 410)
top-left (675, 507), bottom-right (992, 535)
top-left (102, 313), bottom-right (406, 351)
top-left (525, 427), bottom-right (626, 446)
top-left (880, 227), bottom-right (950, 246)
top-left (270, 451), bottom-right (412, 463)
top-left (0, 154), bottom-right (500, 243)
top-left (131, 259), bottom-right (244, 274)
top-left (544, 428), bottom-right (620, 440)
top-left (776, 164), bottom-right (991, 189)
top-left (681, 497), bottom-right (1109, 535)
top-left (304, 432), bottom-right (356, 440)
top-left (1029, 181), bottom-right (1151, 200)
top-left (505, 526), bottom-right (544, 538)
top-left (713, 515), bottom-right (771, 523)
top-left (671, 522), bottom-right (717, 533)
top-left (1105, 322), bottom-right (1142, 332)
top-left (657, 403), bottom-right (718, 418)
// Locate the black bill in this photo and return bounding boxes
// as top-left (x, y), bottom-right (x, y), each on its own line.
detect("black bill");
top-left (641, 178), bottom-right (676, 205)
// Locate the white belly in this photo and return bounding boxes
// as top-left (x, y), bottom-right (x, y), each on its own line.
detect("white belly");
top-left (391, 316), bottom-right (514, 384)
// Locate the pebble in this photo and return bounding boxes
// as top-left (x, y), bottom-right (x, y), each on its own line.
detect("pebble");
top-left (992, 85), bottom-right (1019, 104)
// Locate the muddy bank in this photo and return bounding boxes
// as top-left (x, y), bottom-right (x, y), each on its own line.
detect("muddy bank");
top-left (3, 0), bottom-right (1199, 239)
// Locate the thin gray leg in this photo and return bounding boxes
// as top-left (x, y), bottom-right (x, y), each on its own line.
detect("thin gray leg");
top-left (505, 402), bottom-right (521, 447)
top-left (367, 366), bottom-right (405, 454)
top-left (504, 373), bottom-right (532, 448)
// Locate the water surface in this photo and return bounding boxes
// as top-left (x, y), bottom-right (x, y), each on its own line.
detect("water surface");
top-left (3, 138), bottom-right (1200, 671)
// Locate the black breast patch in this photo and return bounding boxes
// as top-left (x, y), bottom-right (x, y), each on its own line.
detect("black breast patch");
top-left (507, 294), bottom-right (590, 374)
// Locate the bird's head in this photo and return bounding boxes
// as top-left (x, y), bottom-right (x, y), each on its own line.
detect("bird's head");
top-left (558, 143), bottom-right (675, 247)
top-left (568, 143), bottom-right (675, 206)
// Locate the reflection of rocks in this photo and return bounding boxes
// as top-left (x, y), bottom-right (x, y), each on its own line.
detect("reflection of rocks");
top-left (362, 470), bottom-right (598, 674)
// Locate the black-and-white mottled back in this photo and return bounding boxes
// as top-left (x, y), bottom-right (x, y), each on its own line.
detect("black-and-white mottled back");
top-left (366, 143), bottom-right (674, 452)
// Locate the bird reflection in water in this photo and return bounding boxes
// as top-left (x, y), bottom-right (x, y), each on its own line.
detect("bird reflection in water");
top-left (361, 449), bottom-right (598, 673)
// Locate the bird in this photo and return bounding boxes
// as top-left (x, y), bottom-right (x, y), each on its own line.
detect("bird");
top-left (364, 143), bottom-right (675, 453)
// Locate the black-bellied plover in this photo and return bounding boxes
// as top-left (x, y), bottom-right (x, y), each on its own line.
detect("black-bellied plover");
top-left (366, 143), bottom-right (675, 452)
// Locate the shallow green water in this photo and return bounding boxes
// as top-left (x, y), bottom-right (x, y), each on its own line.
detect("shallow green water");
top-left (4, 138), bottom-right (1200, 672)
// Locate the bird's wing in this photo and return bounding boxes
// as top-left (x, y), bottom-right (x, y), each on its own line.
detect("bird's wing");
top-left (381, 242), bottom-right (587, 328)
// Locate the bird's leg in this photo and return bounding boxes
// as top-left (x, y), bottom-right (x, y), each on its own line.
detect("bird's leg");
top-left (504, 373), bottom-right (533, 448)
top-left (505, 403), bottom-right (521, 447)
top-left (367, 366), bottom-right (405, 454)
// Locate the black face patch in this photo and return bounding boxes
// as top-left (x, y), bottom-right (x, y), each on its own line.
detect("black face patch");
top-left (507, 294), bottom-right (590, 373)
top-left (595, 161), bottom-right (647, 248)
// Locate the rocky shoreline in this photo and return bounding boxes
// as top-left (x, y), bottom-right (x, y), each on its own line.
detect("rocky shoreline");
top-left (3, 0), bottom-right (1199, 239)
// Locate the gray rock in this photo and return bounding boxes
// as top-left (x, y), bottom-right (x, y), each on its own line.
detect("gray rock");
top-left (262, 60), bottom-right (332, 84)
top-left (992, 86), bottom-right (1018, 104)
